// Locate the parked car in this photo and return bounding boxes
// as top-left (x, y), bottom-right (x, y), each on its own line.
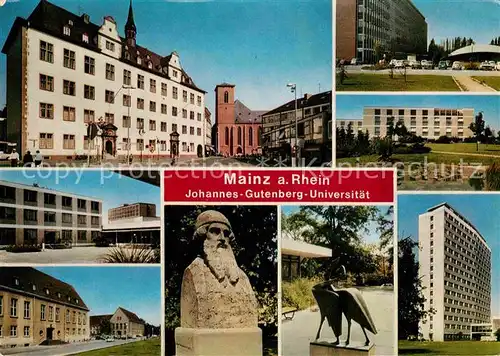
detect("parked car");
top-left (479, 61), bottom-right (496, 70)
top-left (105, 337), bottom-right (115, 342)
top-left (394, 60), bottom-right (405, 69)
top-left (388, 59), bottom-right (397, 67)
top-left (496, 62), bottom-right (500, 71)
top-left (438, 61), bottom-right (448, 70)
top-left (452, 61), bottom-right (464, 70)
top-left (410, 60), bottom-right (421, 69)
top-left (421, 60), bottom-right (433, 69)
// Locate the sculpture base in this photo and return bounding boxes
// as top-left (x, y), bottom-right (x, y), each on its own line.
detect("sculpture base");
top-left (310, 341), bottom-right (375, 356)
top-left (175, 327), bottom-right (262, 356)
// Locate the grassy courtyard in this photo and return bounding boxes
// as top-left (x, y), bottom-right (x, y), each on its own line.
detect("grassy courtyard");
top-left (336, 152), bottom-right (499, 166)
top-left (426, 143), bottom-right (500, 156)
top-left (73, 338), bottom-right (161, 356)
top-left (399, 340), bottom-right (500, 355)
top-left (336, 73), bottom-right (460, 91)
top-left (472, 76), bottom-right (500, 91)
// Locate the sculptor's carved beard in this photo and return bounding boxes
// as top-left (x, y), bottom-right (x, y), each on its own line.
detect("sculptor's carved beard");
top-left (203, 238), bottom-right (240, 285)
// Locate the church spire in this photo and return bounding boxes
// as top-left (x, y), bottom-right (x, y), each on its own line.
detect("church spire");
top-left (125, 0), bottom-right (136, 47)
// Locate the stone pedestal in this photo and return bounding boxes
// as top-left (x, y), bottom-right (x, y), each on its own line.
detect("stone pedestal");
top-left (310, 341), bottom-right (375, 356)
top-left (175, 327), bottom-right (262, 356)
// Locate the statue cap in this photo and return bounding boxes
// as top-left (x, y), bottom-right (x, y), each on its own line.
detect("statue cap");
top-left (195, 210), bottom-right (231, 230)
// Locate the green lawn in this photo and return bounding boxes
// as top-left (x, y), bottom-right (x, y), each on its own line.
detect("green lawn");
top-left (399, 340), bottom-right (500, 355)
top-left (472, 76), bottom-right (500, 91)
top-left (72, 338), bottom-right (161, 356)
top-left (336, 73), bottom-right (460, 91)
top-left (336, 153), bottom-right (499, 166)
top-left (427, 143), bottom-right (500, 156)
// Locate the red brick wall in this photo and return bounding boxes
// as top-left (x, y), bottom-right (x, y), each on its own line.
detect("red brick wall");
top-left (218, 123), bottom-right (262, 156)
top-left (336, 0), bottom-right (357, 61)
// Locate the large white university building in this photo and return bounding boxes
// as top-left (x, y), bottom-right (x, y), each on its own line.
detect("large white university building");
top-left (2, 0), bottom-right (207, 160)
top-left (419, 203), bottom-right (491, 342)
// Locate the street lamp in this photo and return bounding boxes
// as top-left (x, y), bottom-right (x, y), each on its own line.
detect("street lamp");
top-left (286, 83), bottom-right (298, 166)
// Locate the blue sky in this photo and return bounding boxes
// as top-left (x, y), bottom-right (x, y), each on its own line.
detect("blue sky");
top-left (37, 266), bottom-right (161, 325)
top-left (398, 194), bottom-right (500, 316)
top-left (336, 95), bottom-right (500, 132)
top-left (0, 0), bottom-right (332, 114)
top-left (413, 0), bottom-right (499, 45)
top-left (0, 170), bottom-right (160, 216)
top-left (282, 205), bottom-right (392, 245)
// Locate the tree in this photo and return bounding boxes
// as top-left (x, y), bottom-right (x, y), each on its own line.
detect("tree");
top-left (495, 328), bottom-right (500, 341)
top-left (469, 111), bottom-right (485, 151)
top-left (398, 236), bottom-right (434, 340)
top-left (99, 318), bottom-right (111, 335)
top-left (374, 40), bottom-right (383, 64)
top-left (377, 206), bottom-right (394, 252)
top-left (281, 210), bottom-right (308, 241)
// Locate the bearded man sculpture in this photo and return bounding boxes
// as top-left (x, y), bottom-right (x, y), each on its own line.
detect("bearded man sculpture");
top-left (175, 210), bottom-right (262, 356)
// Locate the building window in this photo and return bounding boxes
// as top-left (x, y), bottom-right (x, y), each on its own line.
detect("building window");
top-left (161, 140), bottom-right (167, 151)
top-left (173, 69), bottom-right (178, 78)
top-left (161, 122), bottom-right (167, 132)
top-left (197, 113), bottom-right (202, 121)
top-left (137, 118), bottom-right (144, 130)
top-left (10, 326), bottom-right (17, 337)
top-left (182, 125), bottom-right (187, 134)
top-left (197, 128), bottom-right (201, 136)
top-left (106, 40), bottom-right (115, 52)
top-left (106, 63), bottom-right (115, 80)
top-left (23, 326), bottom-right (30, 337)
top-left (172, 123), bottom-right (177, 132)
top-left (84, 85), bottom-right (95, 100)
top-left (137, 98), bottom-right (144, 110)
top-left (172, 87), bottom-right (178, 99)
top-left (55, 308), bottom-right (60, 322)
top-left (149, 120), bottom-right (156, 131)
top-left (172, 107), bottom-right (178, 117)
top-left (82, 33), bottom-right (89, 43)
top-left (63, 26), bottom-right (71, 36)
top-left (123, 70), bottom-right (132, 86)
top-left (161, 83), bottom-right (168, 96)
top-left (39, 74), bottom-right (54, 91)
top-left (161, 104), bottom-right (167, 114)
top-left (63, 49), bottom-right (75, 69)
top-left (122, 94), bottom-right (132, 108)
top-left (190, 111), bottom-right (194, 120)
top-left (150, 79), bottom-right (156, 93)
top-left (63, 80), bottom-right (76, 96)
top-left (40, 103), bottom-right (54, 119)
top-left (84, 56), bottom-right (95, 75)
top-left (39, 133), bottom-right (54, 149)
top-left (225, 127), bottom-right (229, 145)
top-left (137, 139), bottom-right (144, 150)
top-left (63, 134), bottom-right (75, 149)
top-left (249, 127), bottom-right (253, 145)
top-left (190, 126), bottom-right (195, 135)
top-left (48, 306), bottom-right (54, 321)
top-left (197, 95), bottom-right (202, 107)
top-left (137, 75), bottom-right (144, 89)
top-left (105, 90), bottom-right (115, 104)
top-left (123, 116), bottom-right (131, 128)
top-left (149, 101), bottom-right (156, 112)
top-left (190, 93), bottom-right (195, 105)
top-left (224, 91), bottom-right (229, 103)
top-left (183, 90), bottom-right (188, 102)
top-left (84, 109), bottom-right (95, 124)
top-left (238, 127), bottom-right (242, 145)
top-left (83, 136), bottom-right (95, 150)
top-left (182, 109), bottom-right (187, 119)
top-left (23, 301), bottom-right (30, 319)
top-left (40, 41), bottom-right (54, 63)
top-left (10, 298), bottom-right (17, 317)
top-left (63, 106), bottom-right (76, 122)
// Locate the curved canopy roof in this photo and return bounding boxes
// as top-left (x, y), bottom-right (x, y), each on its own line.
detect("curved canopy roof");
top-left (449, 44), bottom-right (500, 57)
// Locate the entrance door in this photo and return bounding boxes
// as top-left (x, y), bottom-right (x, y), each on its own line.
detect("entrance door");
top-left (44, 231), bottom-right (56, 244)
top-left (47, 327), bottom-right (54, 340)
top-left (105, 140), bottom-right (113, 155)
top-left (197, 145), bottom-right (203, 158)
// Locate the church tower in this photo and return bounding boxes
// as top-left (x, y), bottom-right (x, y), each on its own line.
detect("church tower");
top-left (125, 0), bottom-right (137, 47)
top-left (215, 84), bottom-right (236, 155)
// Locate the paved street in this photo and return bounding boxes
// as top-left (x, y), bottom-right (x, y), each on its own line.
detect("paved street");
top-left (0, 246), bottom-right (123, 264)
top-left (282, 287), bottom-right (394, 356)
top-left (0, 338), bottom-right (144, 356)
top-left (344, 65), bottom-right (500, 77)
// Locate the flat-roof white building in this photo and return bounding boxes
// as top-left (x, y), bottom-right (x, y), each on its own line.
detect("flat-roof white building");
top-left (2, 0), bottom-right (206, 161)
top-left (419, 203), bottom-right (491, 341)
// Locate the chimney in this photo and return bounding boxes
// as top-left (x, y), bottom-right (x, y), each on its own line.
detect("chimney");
top-left (304, 93), bottom-right (312, 100)
top-left (82, 14), bottom-right (90, 24)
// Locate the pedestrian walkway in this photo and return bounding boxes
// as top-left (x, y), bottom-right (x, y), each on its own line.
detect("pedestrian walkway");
top-left (453, 76), bottom-right (496, 92)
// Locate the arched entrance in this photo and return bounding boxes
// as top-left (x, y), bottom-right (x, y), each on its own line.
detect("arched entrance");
top-left (105, 141), bottom-right (113, 155)
top-left (236, 146), bottom-right (243, 155)
top-left (197, 145), bottom-right (203, 158)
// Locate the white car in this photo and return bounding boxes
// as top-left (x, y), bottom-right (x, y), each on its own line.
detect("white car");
top-left (479, 61), bottom-right (496, 70)
top-left (105, 337), bottom-right (115, 342)
top-left (421, 60), bottom-right (433, 69)
top-left (452, 61), bottom-right (464, 70)
top-left (394, 60), bottom-right (405, 69)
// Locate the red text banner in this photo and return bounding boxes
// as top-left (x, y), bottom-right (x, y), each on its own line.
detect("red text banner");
top-left (163, 169), bottom-right (394, 204)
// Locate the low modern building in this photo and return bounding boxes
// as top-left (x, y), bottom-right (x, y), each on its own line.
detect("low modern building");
top-left (102, 202), bottom-right (159, 244)
top-left (362, 107), bottom-right (474, 139)
top-left (419, 203), bottom-right (491, 341)
top-left (470, 317), bottom-right (500, 341)
top-left (0, 180), bottom-right (102, 247)
top-left (0, 267), bottom-right (90, 347)
top-left (110, 307), bottom-right (145, 338)
top-left (213, 84), bottom-right (266, 156)
top-left (262, 91), bottom-right (332, 164)
top-left (2, 0), bottom-right (206, 161)
top-left (336, 0), bottom-right (427, 63)
top-left (448, 44), bottom-right (500, 62)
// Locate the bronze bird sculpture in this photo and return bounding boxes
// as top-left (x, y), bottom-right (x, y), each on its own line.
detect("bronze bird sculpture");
top-left (312, 266), bottom-right (377, 346)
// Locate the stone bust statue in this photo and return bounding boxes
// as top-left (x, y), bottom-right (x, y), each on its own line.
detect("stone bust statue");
top-left (180, 210), bottom-right (258, 329)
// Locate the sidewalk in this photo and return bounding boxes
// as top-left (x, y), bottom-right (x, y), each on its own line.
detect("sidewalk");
top-left (453, 76), bottom-right (496, 92)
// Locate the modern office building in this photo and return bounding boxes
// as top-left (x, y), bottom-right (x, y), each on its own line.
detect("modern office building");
top-left (0, 180), bottom-right (102, 247)
top-left (336, 119), bottom-right (364, 132)
top-left (1, 0), bottom-right (206, 160)
top-left (419, 203), bottom-right (491, 341)
top-left (262, 91), bottom-right (332, 164)
top-left (0, 267), bottom-right (90, 347)
top-left (362, 107), bottom-right (474, 139)
top-left (108, 202), bottom-right (155, 222)
top-left (213, 84), bottom-right (266, 156)
top-left (336, 0), bottom-right (428, 63)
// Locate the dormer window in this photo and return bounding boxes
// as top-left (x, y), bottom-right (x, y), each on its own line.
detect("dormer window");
top-left (76, 299), bottom-right (79, 304)
top-left (67, 296), bottom-right (71, 302)
top-left (137, 57), bottom-right (142, 65)
top-left (57, 292), bottom-right (61, 298)
top-left (14, 278), bottom-right (19, 286)
top-left (32, 284), bottom-right (37, 291)
top-left (148, 62), bottom-right (153, 69)
top-left (68, 20), bottom-right (73, 26)
top-left (173, 70), bottom-right (178, 78)
top-left (83, 14), bottom-right (90, 24)
top-left (82, 33), bottom-right (89, 43)
top-left (63, 26), bottom-right (71, 36)
top-left (125, 52), bottom-right (130, 60)
top-left (45, 288), bottom-right (50, 295)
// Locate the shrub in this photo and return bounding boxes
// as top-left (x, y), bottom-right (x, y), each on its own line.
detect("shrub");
top-left (435, 135), bottom-right (452, 144)
top-left (99, 245), bottom-right (160, 263)
top-left (410, 143), bottom-right (431, 154)
top-left (463, 62), bottom-right (480, 70)
top-left (6, 245), bottom-right (41, 253)
top-left (282, 277), bottom-right (320, 310)
top-left (485, 162), bottom-right (500, 191)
